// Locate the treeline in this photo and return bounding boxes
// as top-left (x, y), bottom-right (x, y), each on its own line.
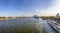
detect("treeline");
top-left (41, 16), bottom-right (60, 20)
top-left (0, 17), bottom-right (6, 20)
top-left (0, 17), bottom-right (5, 19)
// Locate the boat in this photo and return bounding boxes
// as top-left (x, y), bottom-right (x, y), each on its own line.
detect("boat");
top-left (47, 20), bottom-right (60, 33)
top-left (33, 15), bottom-right (39, 19)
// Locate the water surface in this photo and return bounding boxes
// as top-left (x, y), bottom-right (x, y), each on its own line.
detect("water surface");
top-left (0, 18), bottom-right (59, 33)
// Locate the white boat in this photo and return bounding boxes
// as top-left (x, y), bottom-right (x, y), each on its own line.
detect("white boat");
top-left (47, 21), bottom-right (60, 33)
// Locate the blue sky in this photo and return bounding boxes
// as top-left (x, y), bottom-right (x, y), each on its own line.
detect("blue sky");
top-left (0, 0), bottom-right (59, 16)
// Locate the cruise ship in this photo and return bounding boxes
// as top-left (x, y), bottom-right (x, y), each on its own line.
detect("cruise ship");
top-left (47, 13), bottom-right (60, 33)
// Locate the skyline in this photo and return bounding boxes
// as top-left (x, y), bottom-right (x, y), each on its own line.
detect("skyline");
top-left (0, 0), bottom-right (60, 16)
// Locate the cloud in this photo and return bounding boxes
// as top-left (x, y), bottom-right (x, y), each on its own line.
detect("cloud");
top-left (36, 0), bottom-right (60, 16)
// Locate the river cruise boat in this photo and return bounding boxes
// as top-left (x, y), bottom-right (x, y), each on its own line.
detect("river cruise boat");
top-left (47, 20), bottom-right (60, 33)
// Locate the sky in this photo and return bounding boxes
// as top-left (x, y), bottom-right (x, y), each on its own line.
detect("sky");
top-left (0, 0), bottom-right (60, 16)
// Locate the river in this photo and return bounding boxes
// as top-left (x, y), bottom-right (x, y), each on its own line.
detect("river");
top-left (0, 18), bottom-right (59, 33)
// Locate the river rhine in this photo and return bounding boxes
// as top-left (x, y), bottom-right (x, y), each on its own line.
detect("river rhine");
top-left (0, 18), bottom-right (58, 33)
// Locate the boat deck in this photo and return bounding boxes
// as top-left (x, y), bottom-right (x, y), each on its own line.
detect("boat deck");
top-left (48, 21), bottom-right (60, 33)
top-left (51, 21), bottom-right (60, 28)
